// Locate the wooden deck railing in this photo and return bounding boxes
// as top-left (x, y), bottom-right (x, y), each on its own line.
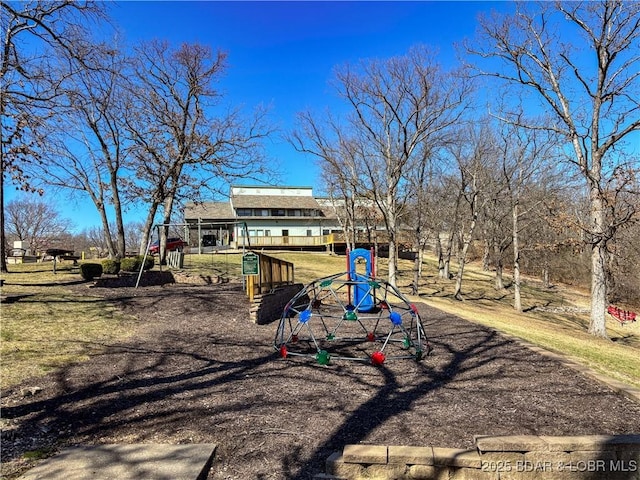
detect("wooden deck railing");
top-left (239, 231), bottom-right (413, 248)
top-left (238, 231), bottom-right (417, 251)
top-left (239, 234), bottom-right (334, 248)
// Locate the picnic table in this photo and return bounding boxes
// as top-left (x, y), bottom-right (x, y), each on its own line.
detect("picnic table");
top-left (607, 305), bottom-right (637, 325)
top-left (45, 248), bottom-right (80, 273)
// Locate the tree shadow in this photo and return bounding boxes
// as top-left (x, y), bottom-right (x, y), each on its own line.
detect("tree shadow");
top-left (1, 337), bottom-right (276, 464)
top-left (3, 278), bottom-right (89, 287)
top-left (281, 316), bottom-right (509, 478)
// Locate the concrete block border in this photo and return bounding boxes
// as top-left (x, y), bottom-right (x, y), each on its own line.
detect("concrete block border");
top-left (319, 435), bottom-right (640, 480)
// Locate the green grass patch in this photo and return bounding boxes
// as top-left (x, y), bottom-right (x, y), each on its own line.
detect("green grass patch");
top-left (0, 264), bottom-right (137, 390)
top-left (177, 251), bottom-right (244, 277)
top-left (22, 448), bottom-right (55, 460)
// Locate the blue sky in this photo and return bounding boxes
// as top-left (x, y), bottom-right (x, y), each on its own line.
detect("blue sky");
top-left (8, 1), bottom-right (513, 232)
top-left (109, 1), bottom-right (509, 187)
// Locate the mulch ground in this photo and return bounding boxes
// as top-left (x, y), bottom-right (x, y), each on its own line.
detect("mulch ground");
top-left (2, 281), bottom-right (640, 480)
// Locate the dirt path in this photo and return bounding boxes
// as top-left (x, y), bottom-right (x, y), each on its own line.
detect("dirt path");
top-left (2, 282), bottom-right (640, 479)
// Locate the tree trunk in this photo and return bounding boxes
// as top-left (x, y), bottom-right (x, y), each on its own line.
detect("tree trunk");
top-left (454, 180), bottom-right (480, 299)
top-left (542, 262), bottom-right (550, 288)
top-left (157, 195), bottom-right (177, 266)
top-left (386, 191), bottom-right (398, 288)
top-left (139, 202), bottom-right (160, 255)
top-left (454, 211), bottom-right (478, 300)
top-left (441, 231), bottom-right (454, 280)
top-left (412, 254), bottom-right (420, 295)
top-left (513, 203), bottom-right (522, 312)
top-left (454, 233), bottom-right (469, 300)
top-left (436, 234), bottom-right (445, 279)
top-left (454, 248), bottom-right (467, 300)
top-left (388, 236), bottom-right (398, 288)
top-left (110, 170), bottom-right (126, 259)
top-left (411, 226), bottom-right (423, 295)
top-left (482, 237), bottom-right (491, 271)
top-left (0, 169), bottom-right (8, 273)
top-left (96, 202), bottom-right (117, 259)
top-left (495, 261), bottom-right (504, 290)
top-left (588, 194), bottom-right (608, 338)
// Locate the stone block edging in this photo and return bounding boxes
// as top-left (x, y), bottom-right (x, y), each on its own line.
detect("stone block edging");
top-left (321, 435), bottom-right (640, 480)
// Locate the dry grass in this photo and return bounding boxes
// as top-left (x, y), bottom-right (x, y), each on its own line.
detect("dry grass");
top-left (178, 251), bottom-right (244, 277)
top-left (178, 250), bottom-right (347, 283)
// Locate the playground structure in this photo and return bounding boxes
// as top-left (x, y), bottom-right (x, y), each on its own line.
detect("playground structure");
top-left (274, 248), bottom-right (431, 365)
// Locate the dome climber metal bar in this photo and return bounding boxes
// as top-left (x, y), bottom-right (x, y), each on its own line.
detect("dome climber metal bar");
top-left (273, 248), bottom-right (431, 366)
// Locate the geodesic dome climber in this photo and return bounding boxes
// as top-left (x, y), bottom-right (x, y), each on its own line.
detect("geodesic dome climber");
top-left (273, 248), bottom-right (431, 365)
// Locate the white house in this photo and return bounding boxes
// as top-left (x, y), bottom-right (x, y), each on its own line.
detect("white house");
top-left (184, 185), bottom-right (345, 251)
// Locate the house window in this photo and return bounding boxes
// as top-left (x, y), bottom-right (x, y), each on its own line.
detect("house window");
top-left (306, 229), bottom-right (312, 237)
top-left (237, 208), bottom-right (252, 216)
top-left (272, 209), bottom-right (285, 216)
top-left (322, 229), bottom-right (330, 235)
top-left (265, 230), bottom-right (271, 236)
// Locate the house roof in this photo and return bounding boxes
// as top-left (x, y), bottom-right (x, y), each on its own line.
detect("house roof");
top-left (184, 194), bottom-right (340, 221)
top-left (184, 202), bottom-right (234, 220)
top-left (231, 195), bottom-right (321, 210)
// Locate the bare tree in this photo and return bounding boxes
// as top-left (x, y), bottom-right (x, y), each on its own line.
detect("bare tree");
top-left (406, 147), bottom-right (439, 294)
top-left (83, 225), bottom-right (112, 258)
top-left (291, 111), bottom-right (364, 252)
top-left (605, 160), bottom-right (640, 300)
top-left (448, 121), bottom-right (497, 300)
top-left (124, 221), bottom-right (145, 257)
top-left (5, 198), bottom-right (73, 254)
top-left (125, 41), bottom-right (272, 260)
top-left (35, 43), bottom-right (130, 259)
top-left (494, 119), bottom-right (563, 311)
top-left (0, 1), bottom-right (104, 271)
top-left (434, 171), bottom-right (463, 281)
top-left (333, 45), bottom-right (469, 287)
top-left (468, 1), bottom-right (640, 337)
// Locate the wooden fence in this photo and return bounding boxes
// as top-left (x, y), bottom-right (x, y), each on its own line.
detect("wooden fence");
top-left (245, 252), bottom-right (295, 301)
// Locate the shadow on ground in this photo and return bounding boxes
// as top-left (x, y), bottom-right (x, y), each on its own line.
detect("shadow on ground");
top-left (2, 283), bottom-right (640, 480)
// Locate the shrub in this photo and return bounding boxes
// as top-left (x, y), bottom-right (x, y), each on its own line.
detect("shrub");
top-left (80, 263), bottom-right (103, 281)
top-left (101, 259), bottom-right (120, 275)
top-left (120, 255), bottom-right (154, 273)
top-left (143, 256), bottom-right (155, 271)
top-left (120, 257), bottom-right (138, 272)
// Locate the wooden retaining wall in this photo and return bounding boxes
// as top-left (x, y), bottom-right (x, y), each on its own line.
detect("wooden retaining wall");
top-left (245, 252), bottom-right (295, 301)
top-left (249, 283), bottom-right (306, 325)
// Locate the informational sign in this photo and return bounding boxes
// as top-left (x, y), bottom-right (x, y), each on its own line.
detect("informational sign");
top-left (242, 252), bottom-right (259, 276)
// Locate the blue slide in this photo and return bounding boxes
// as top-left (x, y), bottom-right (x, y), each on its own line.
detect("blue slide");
top-left (349, 248), bottom-right (375, 313)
